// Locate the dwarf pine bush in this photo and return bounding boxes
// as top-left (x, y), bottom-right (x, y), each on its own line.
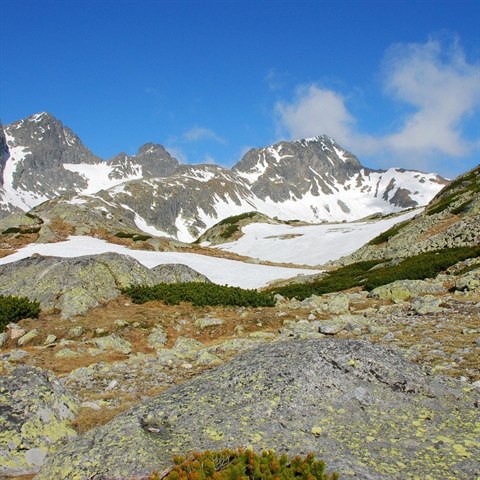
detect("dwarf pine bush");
top-left (150, 449), bottom-right (339, 480)
top-left (122, 283), bottom-right (275, 307)
top-left (0, 295), bottom-right (40, 332)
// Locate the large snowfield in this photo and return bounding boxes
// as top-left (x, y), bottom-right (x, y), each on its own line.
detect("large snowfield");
top-left (0, 210), bottom-right (420, 288)
top-left (0, 236), bottom-right (320, 289)
top-left (213, 209), bottom-right (420, 265)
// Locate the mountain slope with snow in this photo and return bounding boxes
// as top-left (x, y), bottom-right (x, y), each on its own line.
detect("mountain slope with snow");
top-left (0, 113), bottom-right (447, 242)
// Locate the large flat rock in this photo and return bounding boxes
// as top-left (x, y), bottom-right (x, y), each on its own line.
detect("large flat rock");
top-left (37, 339), bottom-right (479, 480)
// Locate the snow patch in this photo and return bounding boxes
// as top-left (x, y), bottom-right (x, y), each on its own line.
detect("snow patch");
top-left (0, 236), bottom-right (319, 289)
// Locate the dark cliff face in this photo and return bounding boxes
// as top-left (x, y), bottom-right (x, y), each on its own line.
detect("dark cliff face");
top-left (233, 136), bottom-right (362, 201)
top-left (3, 112), bottom-right (102, 195)
top-left (107, 143), bottom-right (179, 180)
top-left (0, 122), bottom-right (9, 186)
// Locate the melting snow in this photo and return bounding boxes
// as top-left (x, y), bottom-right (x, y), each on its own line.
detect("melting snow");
top-left (217, 209), bottom-right (421, 265)
top-left (0, 236), bottom-right (319, 289)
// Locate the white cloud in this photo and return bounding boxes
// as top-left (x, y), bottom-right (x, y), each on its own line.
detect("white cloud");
top-left (383, 38), bottom-right (479, 157)
top-left (165, 146), bottom-right (187, 164)
top-left (275, 38), bottom-right (480, 171)
top-left (203, 155), bottom-right (217, 165)
top-left (183, 126), bottom-right (226, 144)
top-left (276, 85), bottom-right (355, 143)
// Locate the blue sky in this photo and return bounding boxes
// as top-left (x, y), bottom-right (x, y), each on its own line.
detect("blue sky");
top-left (1, 0), bottom-right (479, 178)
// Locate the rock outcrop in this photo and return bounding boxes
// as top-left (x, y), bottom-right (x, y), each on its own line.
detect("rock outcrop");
top-left (0, 365), bottom-right (79, 476)
top-left (37, 339), bottom-right (479, 480)
top-left (0, 253), bottom-right (210, 318)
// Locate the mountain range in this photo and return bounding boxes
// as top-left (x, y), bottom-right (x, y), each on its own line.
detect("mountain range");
top-left (0, 112), bottom-right (447, 242)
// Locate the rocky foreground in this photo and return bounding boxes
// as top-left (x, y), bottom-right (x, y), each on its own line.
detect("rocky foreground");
top-left (0, 262), bottom-right (479, 479)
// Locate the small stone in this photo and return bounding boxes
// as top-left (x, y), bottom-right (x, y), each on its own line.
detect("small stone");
top-left (181, 362), bottom-right (193, 369)
top-left (17, 329), bottom-right (39, 346)
top-left (54, 348), bottom-right (80, 358)
top-left (43, 334), bottom-right (57, 345)
top-left (194, 317), bottom-right (224, 329)
top-left (173, 336), bottom-right (204, 359)
top-left (68, 326), bottom-right (85, 338)
top-left (195, 351), bottom-right (223, 366)
top-left (91, 334), bottom-right (132, 355)
top-left (93, 328), bottom-right (108, 337)
top-left (81, 401), bottom-right (102, 411)
top-left (319, 320), bottom-right (346, 335)
top-left (472, 380), bottom-right (480, 391)
top-left (114, 319), bottom-right (129, 329)
top-left (106, 380), bottom-right (118, 391)
top-left (1, 349), bottom-right (29, 361)
top-left (383, 332), bottom-right (395, 341)
top-left (308, 313), bottom-right (316, 321)
top-left (0, 332), bottom-right (8, 348)
top-left (147, 325), bottom-right (168, 349)
top-left (10, 327), bottom-right (26, 340)
top-left (325, 294), bottom-right (350, 314)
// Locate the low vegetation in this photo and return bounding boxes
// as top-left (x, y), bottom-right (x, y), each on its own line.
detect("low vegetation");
top-left (426, 167), bottom-right (479, 216)
top-left (0, 295), bottom-right (40, 332)
top-left (123, 282), bottom-right (276, 307)
top-left (272, 245), bottom-right (480, 300)
top-left (217, 212), bottom-right (258, 226)
top-left (2, 226), bottom-right (41, 235)
top-left (115, 231), bottom-right (152, 242)
top-left (367, 219), bottom-right (412, 245)
top-left (150, 449), bottom-right (338, 480)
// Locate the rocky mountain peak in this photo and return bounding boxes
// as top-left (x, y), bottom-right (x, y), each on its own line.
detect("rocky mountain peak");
top-left (107, 142), bottom-right (179, 180)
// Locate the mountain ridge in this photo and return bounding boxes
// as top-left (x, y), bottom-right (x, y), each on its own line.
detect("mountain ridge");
top-left (0, 112), bottom-right (447, 241)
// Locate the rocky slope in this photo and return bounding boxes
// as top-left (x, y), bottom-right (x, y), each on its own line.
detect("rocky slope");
top-left (337, 164), bottom-right (480, 264)
top-left (35, 339), bottom-right (478, 480)
top-left (1, 257), bottom-right (479, 478)
top-left (0, 113), bottom-right (446, 242)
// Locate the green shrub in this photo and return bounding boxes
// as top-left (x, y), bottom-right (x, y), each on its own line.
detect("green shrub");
top-left (115, 231), bottom-right (151, 242)
top-left (2, 227), bottom-right (21, 234)
top-left (123, 282), bottom-right (275, 308)
top-left (220, 224), bottom-right (239, 239)
top-left (367, 219), bottom-right (411, 245)
top-left (0, 295), bottom-right (40, 332)
top-left (150, 449), bottom-right (339, 480)
top-left (271, 260), bottom-right (382, 300)
top-left (363, 245), bottom-right (480, 290)
top-left (271, 245), bottom-right (480, 299)
top-left (217, 212), bottom-right (258, 226)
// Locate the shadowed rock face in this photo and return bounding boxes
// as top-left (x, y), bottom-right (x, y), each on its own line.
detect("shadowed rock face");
top-left (0, 253), bottom-right (210, 318)
top-left (37, 339), bottom-right (479, 480)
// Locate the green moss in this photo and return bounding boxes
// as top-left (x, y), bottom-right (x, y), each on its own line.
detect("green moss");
top-left (115, 231), bottom-right (151, 242)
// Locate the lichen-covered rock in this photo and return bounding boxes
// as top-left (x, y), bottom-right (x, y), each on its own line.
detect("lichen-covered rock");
top-left (194, 316), bottom-right (225, 329)
top-left (0, 365), bottom-right (79, 476)
top-left (37, 339), bottom-right (479, 480)
top-left (455, 269), bottom-right (480, 292)
top-left (147, 325), bottom-right (168, 350)
top-left (368, 279), bottom-right (447, 302)
top-left (17, 329), bottom-right (39, 346)
top-left (325, 293), bottom-right (349, 313)
top-left (90, 334), bottom-right (132, 355)
top-left (0, 253), bottom-right (210, 318)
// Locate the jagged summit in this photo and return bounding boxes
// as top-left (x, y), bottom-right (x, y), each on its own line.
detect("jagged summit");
top-left (0, 112), bottom-right (447, 241)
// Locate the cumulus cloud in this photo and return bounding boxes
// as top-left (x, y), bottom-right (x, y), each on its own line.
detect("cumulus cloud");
top-left (382, 38), bottom-right (479, 157)
top-left (275, 37), bottom-right (480, 170)
top-left (183, 126), bottom-right (226, 144)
